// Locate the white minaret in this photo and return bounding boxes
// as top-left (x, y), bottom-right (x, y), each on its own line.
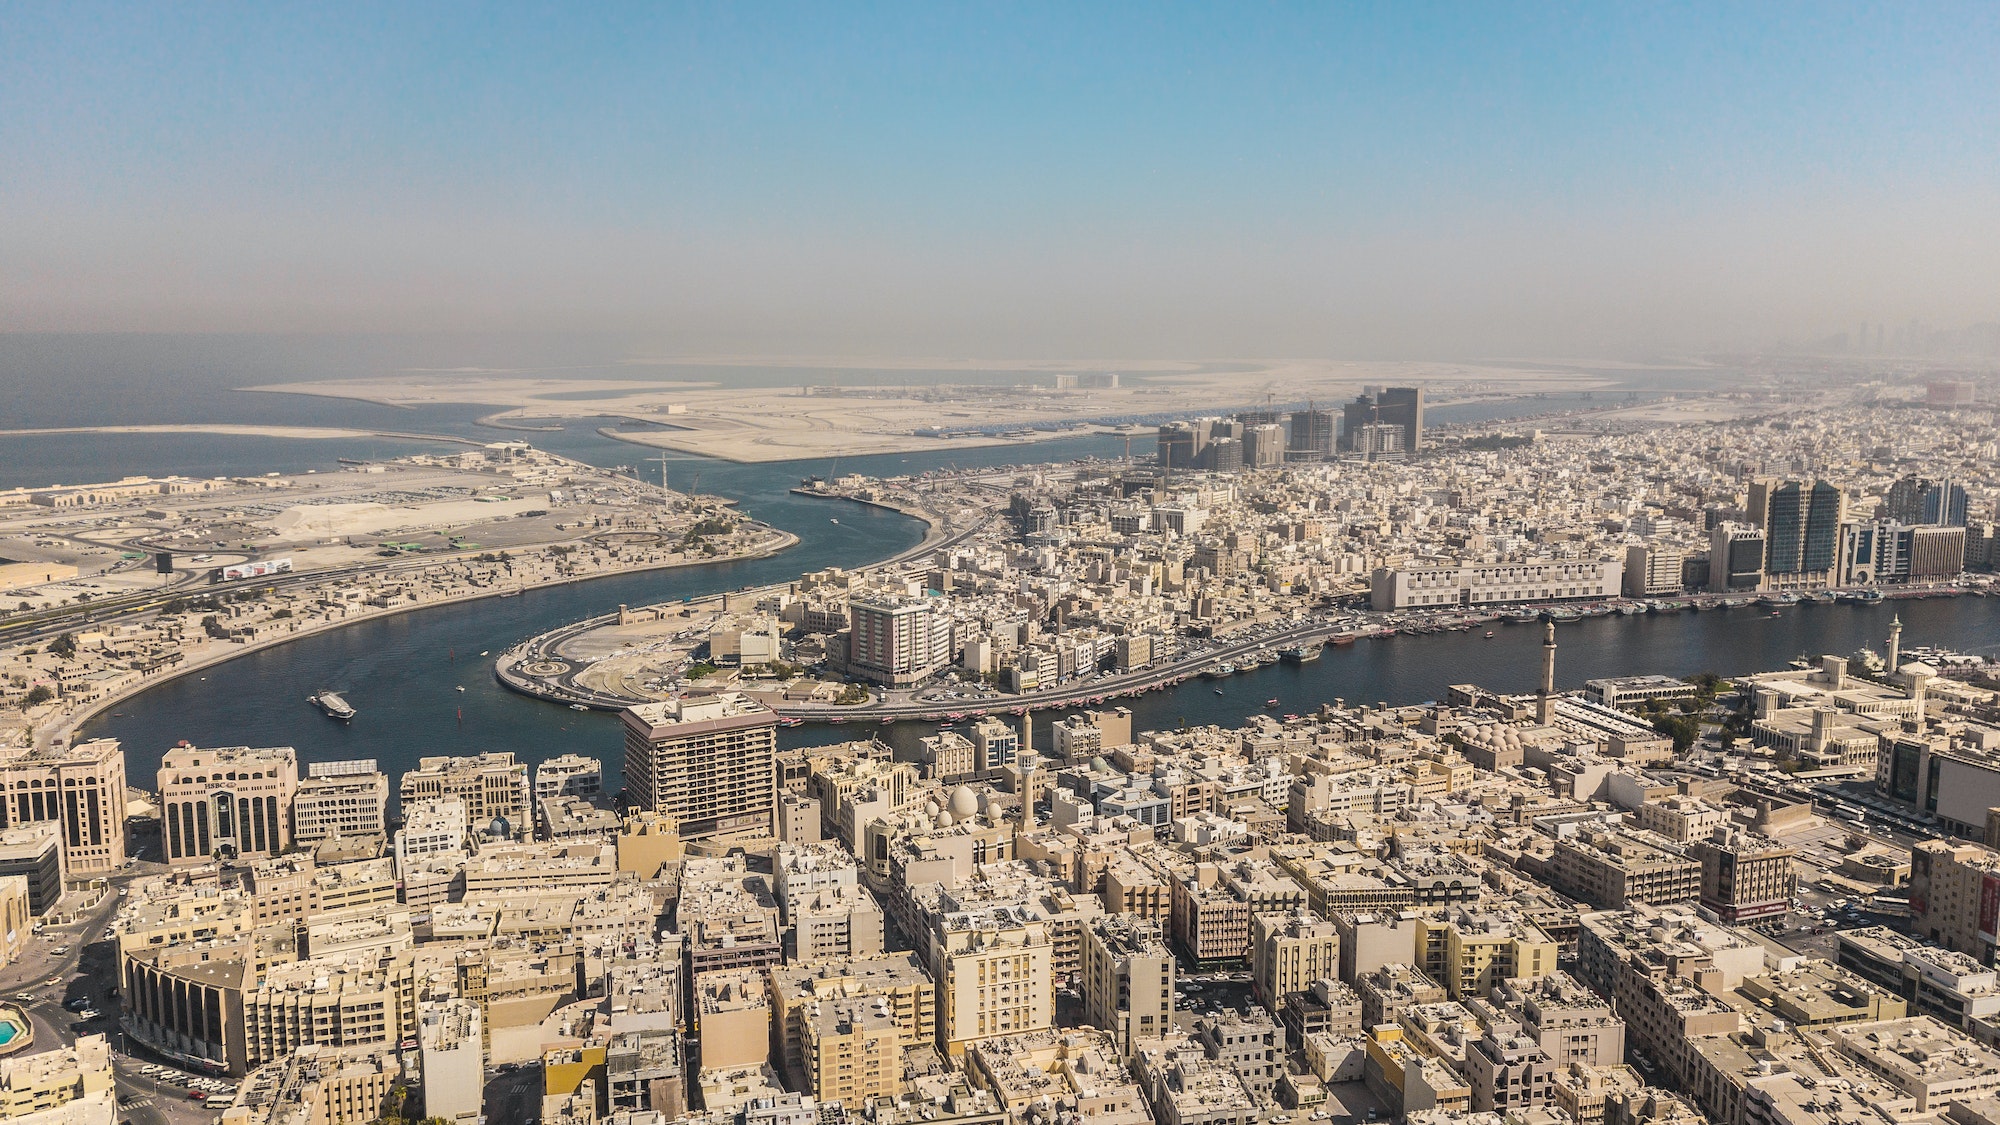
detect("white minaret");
top-left (1537, 617), bottom-right (1558, 725)
top-left (1887, 614), bottom-right (1903, 676)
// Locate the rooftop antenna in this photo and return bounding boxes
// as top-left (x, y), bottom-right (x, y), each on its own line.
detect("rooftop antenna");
top-left (656, 451), bottom-right (670, 494)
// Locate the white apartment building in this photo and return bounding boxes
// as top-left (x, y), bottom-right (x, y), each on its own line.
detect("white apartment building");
top-left (847, 593), bottom-right (953, 685)
top-left (622, 694), bottom-right (778, 839)
top-left (395, 798), bottom-right (468, 877)
top-left (293, 759), bottom-right (390, 844)
top-left (1370, 559), bottom-right (1623, 611)
top-left (534, 753), bottom-right (603, 802)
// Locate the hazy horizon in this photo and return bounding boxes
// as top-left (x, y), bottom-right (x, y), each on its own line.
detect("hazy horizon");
top-left (5, 4), bottom-right (1998, 360)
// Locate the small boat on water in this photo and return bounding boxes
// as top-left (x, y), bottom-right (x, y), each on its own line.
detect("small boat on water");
top-left (778, 717), bottom-right (805, 728)
top-left (1280, 642), bottom-right (1323, 664)
top-left (1264, 698), bottom-right (1280, 708)
top-left (455, 685), bottom-right (465, 692)
top-left (1214, 689), bottom-right (1225, 696)
top-left (309, 690), bottom-right (356, 721)
top-left (1484, 631), bottom-right (1494, 638)
top-left (569, 703), bottom-right (589, 711)
top-left (1202, 662), bottom-right (1237, 679)
top-left (499, 590), bottom-right (520, 598)
top-left (829, 518), bottom-right (840, 524)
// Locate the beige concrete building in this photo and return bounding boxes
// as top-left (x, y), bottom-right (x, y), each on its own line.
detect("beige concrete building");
top-left (0, 1032), bottom-right (113, 1120)
top-left (622, 694), bottom-right (778, 840)
top-left (769, 954), bottom-right (935, 1092)
top-left (803, 998), bottom-right (902, 1104)
top-left (1413, 907), bottom-right (1558, 1001)
top-left (1504, 972), bottom-right (1625, 1069)
top-left (614, 811), bottom-right (685, 879)
top-left (1551, 829), bottom-right (1700, 910)
top-left (1082, 914), bottom-right (1174, 1055)
top-left (919, 732), bottom-right (976, 780)
top-left (1689, 828), bottom-right (1797, 923)
top-left (398, 753), bottom-right (529, 837)
top-left (1912, 839), bottom-right (2000, 963)
top-left (292, 759), bottom-right (389, 845)
top-left (1251, 909), bottom-right (1340, 1013)
top-left (0, 876), bottom-right (28, 966)
top-left (696, 967), bottom-right (773, 1073)
top-left (418, 998), bottom-right (484, 1125)
top-left (227, 1043), bottom-right (402, 1125)
top-left (0, 737), bottom-right (127, 874)
top-left (932, 906), bottom-right (1053, 1056)
top-left (158, 744), bottom-right (296, 867)
top-left (1831, 1016), bottom-right (2000, 1110)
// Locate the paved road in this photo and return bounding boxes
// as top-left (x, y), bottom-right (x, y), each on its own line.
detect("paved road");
top-left (0, 862), bottom-right (216, 1125)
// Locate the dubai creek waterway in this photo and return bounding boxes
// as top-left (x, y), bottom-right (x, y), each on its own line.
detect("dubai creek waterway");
top-left (82, 546), bottom-right (2000, 804)
top-left (40, 423), bottom-right (1994, 801)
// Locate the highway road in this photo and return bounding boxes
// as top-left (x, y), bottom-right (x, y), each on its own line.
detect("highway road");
top-left (0, 861), bottom-right (220, 1125)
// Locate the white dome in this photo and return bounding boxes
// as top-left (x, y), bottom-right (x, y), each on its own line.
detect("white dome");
top-left (949, 785), bottom-right (979, 819)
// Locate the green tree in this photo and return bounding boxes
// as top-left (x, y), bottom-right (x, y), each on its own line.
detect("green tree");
top-left (24, 685), bottom-right (53, 706)
top-left (47, 632), bottom-right (76, 660)
top-left (1649, 713), bottom-right (1701, 751)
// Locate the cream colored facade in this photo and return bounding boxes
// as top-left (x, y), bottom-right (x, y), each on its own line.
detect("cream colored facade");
top-left (0, 876), bottom-right (28, 967)
top-left (1252, 909), bottom-right (1341, 1011)
top-left (770, 954), bottom-right (935, 1092)
top-left (398, 753), bottom-right (529, 836)
top-left (1081, 915), bottom-right (1174, 1055)
top-left (932, 908), bottom-right (1053, 1056)
top-left (0, 1033), bottom-right (112, 1119)
top-left (805, 1000), bottom-right (902, 1104)
top-left (158, 744), bottom-right (296, 867)
top-left (0, 737), bottom-right (128, 874)
top-left (1415, 908), bottom-right (1558, 1001)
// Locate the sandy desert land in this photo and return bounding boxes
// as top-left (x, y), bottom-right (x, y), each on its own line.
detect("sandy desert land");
top-left (245, 358), bottom-right (1633, 462)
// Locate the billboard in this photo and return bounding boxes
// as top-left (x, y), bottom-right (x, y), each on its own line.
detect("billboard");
top-left (218, 558), bottom-right (293, 582)
top-left (1979, 874), bottom-right (2000, 941)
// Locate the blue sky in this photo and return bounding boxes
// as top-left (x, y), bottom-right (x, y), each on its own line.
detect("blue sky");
top-left (3, 3), bottom-right (1996, 356)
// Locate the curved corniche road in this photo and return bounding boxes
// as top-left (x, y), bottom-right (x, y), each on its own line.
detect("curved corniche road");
top-left (493, 492), bottom-right (1000, 716)
top-left (36, 522), bottom-right (800, 748)
top-left (497, 538), bottom-right (1986, 722)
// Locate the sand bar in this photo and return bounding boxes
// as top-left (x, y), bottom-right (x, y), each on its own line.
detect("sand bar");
top-left (245, 358), bottom-right (1627, 463)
